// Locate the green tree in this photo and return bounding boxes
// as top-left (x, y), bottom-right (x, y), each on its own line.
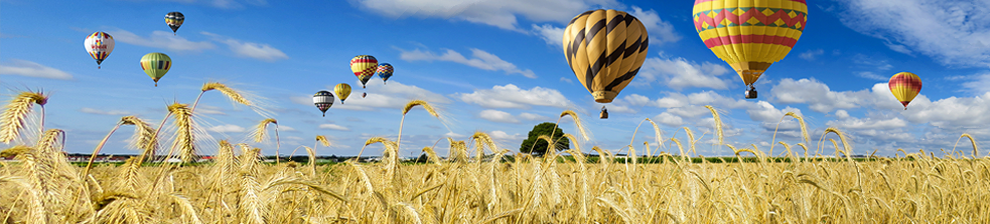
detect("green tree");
top-left (519, 122), bottom-right (570, 156)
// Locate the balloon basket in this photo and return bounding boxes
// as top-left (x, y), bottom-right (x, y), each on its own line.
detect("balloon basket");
top-left (599, 106), bottom-right (609, 119)
top-left (744, 86), bottom-right (757, 99)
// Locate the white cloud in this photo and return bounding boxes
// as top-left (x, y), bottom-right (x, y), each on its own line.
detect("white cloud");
top-left (489, 130), bottom-right (524, 141)
top-left (455, 84), bottom-right (575, 109)
top-left (623, 94), bottom-right (652, 106)
top-left (636, 54), bottom-right (732, 90)
top-left (277, 125), bottom-right (296, 132)
top-left (80, 108), bottom-right (130, 116)
top-left (836, 0), bottom-right (990, 66)
top-left (319, 124), bottom-right (350, 131)
top-left (827, 116), bottom-right (908, 130)
top-left (770, 78), bottom-right (901, 113)
top-left (0, 59), bottom-right (72, 80)
top-left (479, 109), bottom-right (519, 123)
top-left (353, 0), bottom-right (620, 31)
top-left (208, 124), bottom-right (246, 133)
top-left (399, 48), bottom-right (536, 78)
top-left (291, 80), bottom-right (450, 111)
top-left (799, 49), bottom-right (825, 60)
top-left (444, 131), bottom-right (467, 138)
top-left (835, 110), bottom-right (851, 119)
top-left (901, 92), bottom-right (990, 131)
top-left (856, 71), bottom-right (888, 81)
top-left (202, 32), bottom-right (288, 62)
top-left (559, 77), bottom-right (573, 84)
top-left (852, 54), bottom-right (893, 71)
top-left (627, 6), bottom-right (681, 45)
top-left (519, 112), bottom-right (551, 121)
top-left (532, 24), bottom-right (566, 46)
top-left (653, 112), bottom-right (684, 127)
top-left (111, 29), bottom-right (215, 52)
top-left (159, 0), bottom-right (267, 9)
top-left (961, 73), bottom-right (990, 94)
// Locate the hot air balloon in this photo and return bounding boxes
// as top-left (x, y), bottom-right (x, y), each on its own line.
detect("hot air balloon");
top-left (562, 9), bottom-right (649, 119)
top-left (165, 12), bottom-right (184, 35)
top-left (377, 63), bottom-right (394, 85)
top-left (313, 90), bottom-right (335, 117)
top-left (335, 83), bottom-right (351, 104)
top-left (140, 52), bottom-right (171, 87)
top-left (889, 72), bottom-right (922, 110)
top-left (84, 32), bottom-right (115, 69)
top-left (350, 55), bottom-right (378, 89)
top-left (693, 0), bottom-right (808, 99)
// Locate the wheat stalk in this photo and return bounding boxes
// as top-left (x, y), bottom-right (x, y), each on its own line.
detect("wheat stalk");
top-left (397, 100), bottom-right (444, 159)
top-left (704, 105), bottom-right (723, 145)
top-left (0, 91), bottom-right (47, 144)
top-left (770, 112), bottom-right (810, 156)
top-left (952, 133), bottom-right (979, 158)
top-left (250, 118), bottom-right (280, 164)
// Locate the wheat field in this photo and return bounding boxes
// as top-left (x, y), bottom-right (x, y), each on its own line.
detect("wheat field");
top-left (1, 83), bottom-right (988, 223)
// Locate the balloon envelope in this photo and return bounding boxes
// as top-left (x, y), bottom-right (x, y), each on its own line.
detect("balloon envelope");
top-left (377, 63), bottom-right (394, 84)
top-left (165, 12), bottom-right (184, 34)
top-left (140, 52), bottom-right (172, 86)
top-left (693, 0), bottom-right (808, 87)
top-left (334, 83), bottom-right (352, 104)
top-left (350, 55), bottom-right (378, 88)
top-left (313, 90), bottom-right (335, 117)
top-left (84, 32), bottom-right (115, 68)
top-left (888, 72), bottom-right (922, 109)
top-left (562, 9), bottom-right (649, 103)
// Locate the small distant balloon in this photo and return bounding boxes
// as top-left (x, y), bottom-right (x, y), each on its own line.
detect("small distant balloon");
top-left (140, 52), bottom-right (171, 87)
top-left (889, 72), bottom-right (922, 110)
top-left (377, 63), bottom-right (393, 85)
top-left (313, 90), bottom-right (335, 117)
top-left (84, 32), bottom-right (115, 69)
top-left (334, 83), bottom-right (351, 104)
top-left (165, 12), bottom-right (184, 35)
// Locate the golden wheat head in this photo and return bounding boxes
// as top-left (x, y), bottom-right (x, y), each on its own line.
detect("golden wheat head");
top-left (0, 91), bottom-right (48, 144)
top-left (250, 118), bottom-right (277, 143)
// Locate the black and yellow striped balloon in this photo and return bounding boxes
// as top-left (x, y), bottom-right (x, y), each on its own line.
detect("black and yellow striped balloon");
top-left (563, 9), bottom-right (649, 103)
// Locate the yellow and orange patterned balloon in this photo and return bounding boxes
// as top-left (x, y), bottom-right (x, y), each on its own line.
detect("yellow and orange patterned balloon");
top-left (693, 0), bottom-right (808, 98)
top-left (350, 55), bottom-right (378, 89)
top-left (888, 72), bottom-right (922, 110)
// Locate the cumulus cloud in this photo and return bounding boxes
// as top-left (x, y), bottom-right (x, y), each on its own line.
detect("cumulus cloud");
top-left (319, 124), bottom-right (350, 131)
top-left (532, 24), bottom-right (566, 46)
top-left (961, 73), bottom-right (990, 94)
top-left (454, 84), bottom-right (575, 109)
top-left (479, 109), bottom-right (519, 123)
top-left (80, 108), bottom-right (130, 116)
top-left (836, 0), bottom-right (990, 67)
top-left (399, 47), bottom-right (536, 78)
top-left (489, 130), bottom-right (524, 141)
top-left (799, 49), bottom-right (825, 60)
top-left (353, 0), bottom-right (619, 31)
top-left (111, 29), bottom-right (216, 52)
top-left (157, 0), bottom-right (267, 9)
top-left (653, 112), bottom-right (684, 127)
top-left (0, 59), bottom-right (72, 80)
top-left (519, 112), bottom-right (551, 121)
top-left (291, 80), bottom-right (450, 111)
top-left (208, 124), bottom-right (246, 133)
top-left (770, 78), bottom-right (902, 113)
top-left (202, 32), bottom-right (288, 62)
top-left (856, 71), bottom-right (889, 81)
top-left (636, 54), bottom-right (733, 90)
top-left (559, 77), bottom-right (573, 84)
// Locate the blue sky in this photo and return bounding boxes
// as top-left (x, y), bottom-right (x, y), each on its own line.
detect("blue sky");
top-left (2, 0), bottom-right (989, 158)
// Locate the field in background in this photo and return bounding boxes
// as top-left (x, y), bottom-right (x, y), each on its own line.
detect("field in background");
top-left (2, 152), bottom-right (989, 223)
top-left (1, 84), bottom-right (987, 223)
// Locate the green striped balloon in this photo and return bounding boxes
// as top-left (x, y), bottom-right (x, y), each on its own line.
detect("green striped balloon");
top-left (140, 52), bottom-right (171, 87)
